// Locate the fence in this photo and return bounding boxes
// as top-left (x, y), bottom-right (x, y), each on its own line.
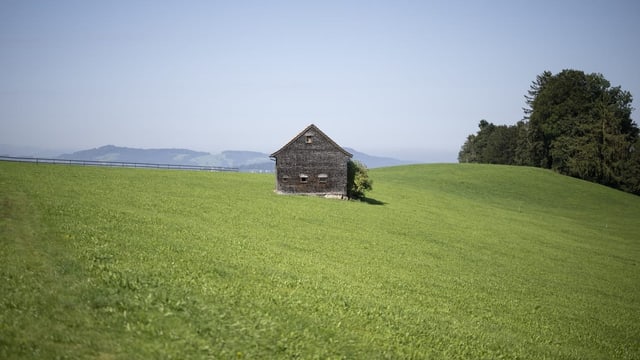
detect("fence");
top-left (0, 156), bottom-right (238, 172)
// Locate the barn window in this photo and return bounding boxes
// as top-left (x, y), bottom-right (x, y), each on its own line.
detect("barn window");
top-left (305, 135), bottom-right (313, 143)
top-left (282, 175), bottom-right (289, 182)
top-left (318, 174), bottom-right (328, 183)
top-left (299, 174), bottom-right (309, 183)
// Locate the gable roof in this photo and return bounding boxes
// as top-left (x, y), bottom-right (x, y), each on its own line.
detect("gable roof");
top-left (270, 124), bottom-right (353, 158)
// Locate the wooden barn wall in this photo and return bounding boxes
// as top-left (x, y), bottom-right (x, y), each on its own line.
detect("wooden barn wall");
top-left (275, 134), bottom-right (350, 195)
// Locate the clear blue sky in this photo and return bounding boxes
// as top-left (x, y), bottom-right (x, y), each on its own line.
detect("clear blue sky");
top-left (1, 0), bottom-right (639, 161)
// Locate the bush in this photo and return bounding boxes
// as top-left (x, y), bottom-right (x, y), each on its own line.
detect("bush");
top-left (347, 160), bottom-right (372, 199)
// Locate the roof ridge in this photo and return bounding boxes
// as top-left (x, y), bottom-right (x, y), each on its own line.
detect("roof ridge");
top-left (270, 124), bottom-right (352, 158)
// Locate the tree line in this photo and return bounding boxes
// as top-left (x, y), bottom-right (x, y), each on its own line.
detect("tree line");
top-left (459, 69), bottom-right (640, 195)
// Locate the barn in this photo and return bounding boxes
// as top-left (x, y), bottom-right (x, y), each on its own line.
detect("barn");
top-left (270, 124), bottom-right (353, 197)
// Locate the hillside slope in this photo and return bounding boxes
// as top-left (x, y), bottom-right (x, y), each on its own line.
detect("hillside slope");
top-left (1, 162), bottom-right (638, 359)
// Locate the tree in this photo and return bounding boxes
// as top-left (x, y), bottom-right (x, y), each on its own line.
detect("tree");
top-left (483, 124), bottom-right (519, 165)
top-left (513, 120), bottom-right (532, 166)
top-left (347, 160), bottom-right (372, 200)
top-left (458, 133), bottom-right (479, 163)
top-left (458, 120), bottom-right (492, 163)
top-left (525, 69), bottom-right (638, 191)
top-left (458, 120), bottom-right (519, 165)
top-left (458, 69), bottom-right (639, 195)
top-left (620, 138), bottom-right (640, 194)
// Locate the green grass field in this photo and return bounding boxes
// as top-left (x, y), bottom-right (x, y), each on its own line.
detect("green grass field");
top-left (1, 161), bottom-right (639, 359)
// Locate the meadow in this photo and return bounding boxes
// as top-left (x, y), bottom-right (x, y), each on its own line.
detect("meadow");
top-left (1, 161), bottom-right (639, 359)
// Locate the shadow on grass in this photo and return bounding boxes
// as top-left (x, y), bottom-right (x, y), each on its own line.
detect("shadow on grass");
top-left (361, 197), bottom-right (386, 206)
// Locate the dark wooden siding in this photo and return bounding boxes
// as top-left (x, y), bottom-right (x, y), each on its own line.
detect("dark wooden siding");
top-left (272, 125), bottom-right (351, 196)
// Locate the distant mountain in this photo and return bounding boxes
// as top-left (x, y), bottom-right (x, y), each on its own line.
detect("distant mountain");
top-left (56, 145), bottom-right (408, 172)
top-left (58, 146), bottom-right (274, 171)
top-left (185, 150), bottom-right (275, 172)
top-left (344, 148), bottom-right (409, 168)
top-left (0, 144), bottom-right (75, 158)
top-left (190, 151), bottom-right (272, 169)
top-left (59, 145), bottom-right (210, 165)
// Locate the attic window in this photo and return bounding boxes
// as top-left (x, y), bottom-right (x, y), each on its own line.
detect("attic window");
top-left (305, 135), bottom-right (313, 144)
top-left (318, 174), bottom-right (328, 183)
top-left (299, 174), bottom-right (309, 183)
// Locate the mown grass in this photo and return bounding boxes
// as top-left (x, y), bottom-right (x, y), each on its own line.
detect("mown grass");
top-left (1, 161), bottom-right (639, 359)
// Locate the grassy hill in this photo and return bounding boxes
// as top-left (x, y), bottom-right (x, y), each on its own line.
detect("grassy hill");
top-left (1, 162), bottom-right (638, 359)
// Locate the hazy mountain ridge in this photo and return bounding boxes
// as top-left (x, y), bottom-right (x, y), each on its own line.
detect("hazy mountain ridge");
top-left (59, 145), bottom-right (210, 165)
top-left (0, 144), bottom-right (75, 158)
top-left (53, 145), bottom-right (407, 171)
top-left (344, 148), bottom-right (409, 168)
